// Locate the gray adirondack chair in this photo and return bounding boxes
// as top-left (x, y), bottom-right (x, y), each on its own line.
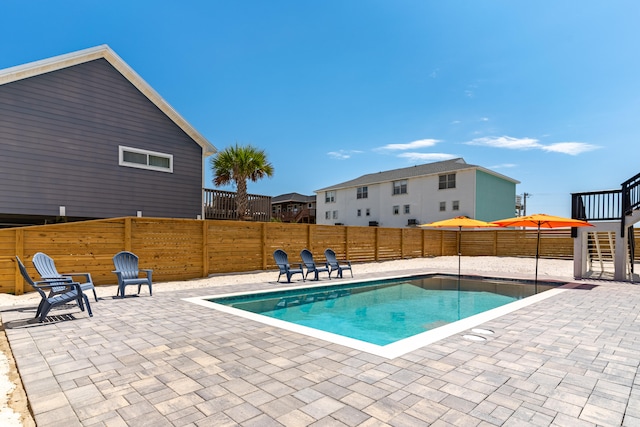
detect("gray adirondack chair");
top-left (324, 248), bottom-right (353, 279)
top-left (273, 249), bottom-right (304, 283)
top-left (33, 252), bottom-right (98, 301)
top-left (300, 249), bottom-right (330, 281)
top-left (16, 256), bottom-right (92, 322)
top-left (112, 251), bottom-right (153, 298)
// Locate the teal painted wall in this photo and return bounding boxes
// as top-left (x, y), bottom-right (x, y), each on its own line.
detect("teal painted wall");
top-left (475, 170), bottom-right (517, 221)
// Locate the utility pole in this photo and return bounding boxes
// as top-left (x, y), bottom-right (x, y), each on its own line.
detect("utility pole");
top-left (523, 192), bottom-right (531, 216)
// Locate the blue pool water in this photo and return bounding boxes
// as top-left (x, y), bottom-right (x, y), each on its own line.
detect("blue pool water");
top-left (208, 275), bottom-right (559, 346)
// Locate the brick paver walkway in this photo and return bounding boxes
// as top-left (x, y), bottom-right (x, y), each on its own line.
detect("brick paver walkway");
top-left (2, 270), bottom-right (639, 426)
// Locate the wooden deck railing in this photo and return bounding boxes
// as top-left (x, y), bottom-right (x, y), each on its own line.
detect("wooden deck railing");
top-left (203, 188), bottom-right (271, 222)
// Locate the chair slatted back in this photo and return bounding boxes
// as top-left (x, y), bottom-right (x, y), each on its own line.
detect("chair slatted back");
top-left (300, 249), bottom-right (315, 270)
top-left (113, 251), bottom-right (140, 280)
top-left (15, 256), bottom-right (47, 299)
top-left (273, 250), bottom-right (290, 273)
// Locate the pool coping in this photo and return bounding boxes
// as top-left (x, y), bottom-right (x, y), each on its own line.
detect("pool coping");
top-left (184, 272), bottom-right (580, 359)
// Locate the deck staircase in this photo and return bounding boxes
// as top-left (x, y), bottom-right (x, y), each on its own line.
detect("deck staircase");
top-left (572, 171), bottom-right (640, 281)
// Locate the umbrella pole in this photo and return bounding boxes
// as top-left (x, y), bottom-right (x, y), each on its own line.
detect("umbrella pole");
top-left (535, 224), bottom-right (540, 294)
top-left (458, 226), bottom-right (461, 319)
top-left (457, 226), bottom-right (461, 278)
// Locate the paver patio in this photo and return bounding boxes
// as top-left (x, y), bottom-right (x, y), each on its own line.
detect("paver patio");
top-left (2, 267), bottom-right (639, 426)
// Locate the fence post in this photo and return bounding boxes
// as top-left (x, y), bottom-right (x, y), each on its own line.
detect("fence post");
top-left (400, 229), bottom-right (405, 259)
top-left (307, 224), bottom-right (313, 253)
top-left (124, 217), bottom-right (132, 252)
top-left (202, 220), bottom-right (209, 277)
top-left (421, 228), bottom-right (425, 257)
top-left (14, 228), bottom-right (24, 295)
top-left (261, 222), bottom-right (268, 270)
top-left (345, 226), bottom-right (350, 259)
top-left (374, 228), bottom-right (379, 261)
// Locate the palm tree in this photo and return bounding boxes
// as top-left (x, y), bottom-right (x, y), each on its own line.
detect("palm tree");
top-left (211, 143), bottom-right (274, 220)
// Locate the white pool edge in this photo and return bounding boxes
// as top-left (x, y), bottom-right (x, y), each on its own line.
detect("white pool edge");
top-left (183, 281), bottom-right (569, 359)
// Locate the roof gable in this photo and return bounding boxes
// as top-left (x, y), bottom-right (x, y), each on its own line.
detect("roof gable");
top-left (316, 158), bottom-right (519, 192)
top-left (0, 45), bottom-right (216, 156)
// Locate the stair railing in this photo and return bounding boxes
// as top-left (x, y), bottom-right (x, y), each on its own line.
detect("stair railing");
top-left (621, 171), bottom-right (640, 237)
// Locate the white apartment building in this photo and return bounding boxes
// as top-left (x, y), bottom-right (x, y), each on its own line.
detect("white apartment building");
top-left (315, 158), bottom-right (519, 227)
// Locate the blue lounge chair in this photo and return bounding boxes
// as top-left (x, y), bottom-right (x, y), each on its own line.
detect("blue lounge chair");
top-left (273, 249), bottom-right (304, 283)
top-left (324, 248), bottom-right (353, 279)
top-left (33, 252), bottom-right (98, 302)
top-left (300, 249), bottom-right (330, 281)
top-left (16, 256), bottom-right (92, 322)
top-left (112, 251), bottom-right (153, 298)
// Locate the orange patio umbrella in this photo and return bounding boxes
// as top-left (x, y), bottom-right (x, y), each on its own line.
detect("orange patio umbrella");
top-left (491, 213), bottom-right (593, 288)
top-left (420, 216), bottom-right (497, 278)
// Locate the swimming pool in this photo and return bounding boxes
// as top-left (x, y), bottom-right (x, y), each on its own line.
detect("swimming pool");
top-left (185, 274), bottom-right (569, 359)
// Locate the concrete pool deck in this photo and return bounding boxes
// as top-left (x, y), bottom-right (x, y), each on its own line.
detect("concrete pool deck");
top-left (1, 257), bottom-right (640, 426)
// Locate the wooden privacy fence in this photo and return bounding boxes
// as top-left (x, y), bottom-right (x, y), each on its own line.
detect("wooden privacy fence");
top-left (0, 217), bottom-right (580, 294)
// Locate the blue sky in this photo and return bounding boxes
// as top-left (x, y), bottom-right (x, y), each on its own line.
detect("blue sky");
top-left (2, 1), bottom-right (638, 217)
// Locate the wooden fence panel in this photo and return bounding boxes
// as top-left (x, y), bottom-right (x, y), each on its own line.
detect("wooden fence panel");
top-left (0, 228), bottom-right (16, 293)
top-left (461, 230), bottom-right (498, 256)
top-left (402, 229), bottom-right (423, 259)
top-left (207, 221), bottom-right (264, 273)
top-left (21, 219), bottom-right (126, 286)
top-left (423, 230), bottom-right (444, 256)
top-left (347, 227), bottom-right (377, 262)
top-left (2, 216), bottom-right (636, 294)
top-left (132, 218), bottom-right (204, 282)
top-left (264, 223), bottom-right (310, 269)
top-left (311, 225), bottom-right (346, 259)
top-left (377, 228), bottom-right (402, 260)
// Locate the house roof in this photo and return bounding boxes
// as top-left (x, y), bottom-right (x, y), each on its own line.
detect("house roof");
top-left (315, 158), bottom-right (520, 192)
top-left (272, 193), bottom-right (316, 204)
top-left (0, 45), bottom-right (216, 156)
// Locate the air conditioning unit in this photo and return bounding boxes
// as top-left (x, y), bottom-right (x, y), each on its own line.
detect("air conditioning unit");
top-left (407, 219), bottom-right (418, 226)
top-left (369, 221), bottom-right (379, 227)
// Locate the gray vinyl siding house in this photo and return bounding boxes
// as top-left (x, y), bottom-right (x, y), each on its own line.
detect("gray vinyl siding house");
top-left (0, 45), bottom-right (216, 226)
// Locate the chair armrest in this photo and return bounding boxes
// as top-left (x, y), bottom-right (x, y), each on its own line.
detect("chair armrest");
top-left (141, 269), bottom-right (153, 281)
top-left (38, 277), bottom-right (74, 283)
top-left (32, 280), bottom-right (79, 292)
top-left (60, 272), bottom-right (93, 283)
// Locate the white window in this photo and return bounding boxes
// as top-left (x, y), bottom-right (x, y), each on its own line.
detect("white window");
top-left (393, 205), bottom-right (400, 215)
top-left (357, 209), bottom-right (362, 217)
top-left (332, 210), bottom-right (338, 219)
top-left (325, 211), bottom-right (330, 220)
top-left (325, 191), bottom-right (336, 203)
top-left (119, 146), bottom-right (173, 173)
top-left (357, 186), bottom-right (368, 199)
top-left (439, 173), bottom-right (456, 189)
top-left (393, 180), bottom-right (407, 195)
top-left (404, 204), bottom-right (410, 214)
top-left (439, 201), bottom-right (446, 211)
top-left (452, 201), bottom-right (460, 211)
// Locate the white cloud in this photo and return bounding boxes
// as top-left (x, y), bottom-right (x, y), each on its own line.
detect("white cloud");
top-left (377, 139), bottom-right (440, 151)
top-left (466, 135), bottom-right (599, 156)
top-left (480, 117), bottom-right (489, 122)
top-left (466, 136), bottom-right (542, 150)
top-left (450, 120), bottom-right (461, 125)
top-left (327, 149), bottom-right (362, 160)
top-left (541, 142), bottom-right (600, 155)
top-left (397, 152), bottom-right (457, 162)
top-left (489, 163), bottom-right (517, 169)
